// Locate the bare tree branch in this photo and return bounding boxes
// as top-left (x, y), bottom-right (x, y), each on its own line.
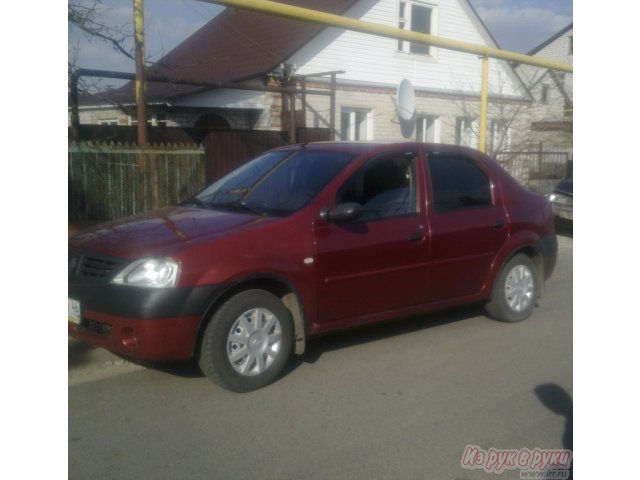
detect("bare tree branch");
top-left (69, 0), bottom-right (135, 59)
top-left (68, 0), bottom-right (136, 88)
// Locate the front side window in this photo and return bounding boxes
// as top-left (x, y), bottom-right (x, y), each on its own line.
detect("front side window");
top-left (192, 150), bottom-right (354, 216)
top-left (337, 152), bottom-right (418, 220)
top-left (398, 1), bottom-right (435, 55)
top-left (427, 155), bottom-right (492, 212)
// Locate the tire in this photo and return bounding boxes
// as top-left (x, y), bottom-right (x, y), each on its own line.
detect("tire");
top-left (198, 289), bottom-right (294, 392)
top-left (485, 254), bottom-right (538, 323)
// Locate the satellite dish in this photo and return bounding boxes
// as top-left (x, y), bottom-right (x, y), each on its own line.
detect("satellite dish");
top-left (397, 79), bottom-right (416, 121)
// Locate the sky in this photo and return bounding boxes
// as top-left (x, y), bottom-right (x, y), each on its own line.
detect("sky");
top-left (469, 0), bottom-right (572, 52)
top-left (68, 0), bottom-right (573, 88)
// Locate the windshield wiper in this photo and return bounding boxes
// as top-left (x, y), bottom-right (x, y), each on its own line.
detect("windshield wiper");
top-left (231, 202), bottom-right (267, 216)
top-left (179, 197), bottom-right (207, 208)
top-left (180, 197), bottom-right (266, 216)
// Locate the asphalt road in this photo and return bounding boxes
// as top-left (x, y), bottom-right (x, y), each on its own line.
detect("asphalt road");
top-left (69, 234), bottom-right (572, 480)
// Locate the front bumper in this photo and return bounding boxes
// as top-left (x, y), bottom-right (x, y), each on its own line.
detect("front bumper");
top-left (68, 312), bottom-right (201, 360)
top-left (68, 281), bottom-right (224, 360)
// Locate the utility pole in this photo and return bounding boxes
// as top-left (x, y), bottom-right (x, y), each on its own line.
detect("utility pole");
top-left (133, 0), bottom-right (157, 211)
top-left (479, 55), bottom-right (489, 153)
top-left (134, 0), bottom-right (147, 146)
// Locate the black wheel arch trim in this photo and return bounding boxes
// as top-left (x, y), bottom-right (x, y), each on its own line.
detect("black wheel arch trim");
top-left (194, 272), bottom-right (308, 358)
top-left (487, 233), bottom-right (557, 300)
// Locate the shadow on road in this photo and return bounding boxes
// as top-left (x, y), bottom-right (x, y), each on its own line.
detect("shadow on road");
top-left (534, 383), bottom-right (573, 479)
top-left (555, 218), bottom-right (573, 238)
top-left (68, 340), bottom-right (95, 368)
top-left (283, 304), bottom-right (486, 375)
top-left (123, 304), bottom-right (486, 380)
top-left (127, 358), bottom-right (205, 378)
top-left (68, 338), bottom-right (204, 378)
top-left (534, 383), bottom-right (573, 450)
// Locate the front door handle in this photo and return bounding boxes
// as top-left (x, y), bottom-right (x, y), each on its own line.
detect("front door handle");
top-left (407, 231), bottom-right (425, 241)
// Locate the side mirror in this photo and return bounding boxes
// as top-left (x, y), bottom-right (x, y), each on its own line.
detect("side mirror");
top-left (320, 202), bottom-right (363, 223)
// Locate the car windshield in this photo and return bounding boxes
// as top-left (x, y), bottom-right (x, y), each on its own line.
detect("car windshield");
top-left (189, 150), bottom-right (355, 216)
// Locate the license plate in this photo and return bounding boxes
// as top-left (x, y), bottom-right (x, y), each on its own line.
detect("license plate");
top-left (68, 298), bottom-right (81, 325)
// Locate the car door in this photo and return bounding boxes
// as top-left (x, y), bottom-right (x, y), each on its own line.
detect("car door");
top-left (424, 152), bottom-right (508, 301)
top-left (313, 149), bottom-right (429, 325)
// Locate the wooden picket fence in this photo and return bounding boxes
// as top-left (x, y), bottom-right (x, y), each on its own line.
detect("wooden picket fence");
top-left (69, 142), bottom-right (206, 222)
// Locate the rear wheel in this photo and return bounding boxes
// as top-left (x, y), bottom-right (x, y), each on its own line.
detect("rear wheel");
top-left (198, 289), bottom-right (293, 392)
top-left (485, 254), bottom-right (538, 322)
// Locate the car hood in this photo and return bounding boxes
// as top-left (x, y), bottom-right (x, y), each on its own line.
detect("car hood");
top-left (69, 206), bottom-right (275, 258)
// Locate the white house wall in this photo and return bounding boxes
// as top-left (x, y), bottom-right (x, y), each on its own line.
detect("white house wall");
top-left (531, 28), bottom-right (573, 64)
top-left (516, 27), bottom-right (572, 150)
top-left (286, 0), bottom-right (521, 96)
top-left (518, 28), bottom-right (572, 93)
top-left (280, 0), bottom-right (528, 146)
top-left (170, 89), bottom-right (266, 109)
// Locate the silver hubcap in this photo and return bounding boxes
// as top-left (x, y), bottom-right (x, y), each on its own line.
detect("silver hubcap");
top-left (504, 264), bottom-right (535, 312)
top-left (227, 308), bottom-right (282, 376)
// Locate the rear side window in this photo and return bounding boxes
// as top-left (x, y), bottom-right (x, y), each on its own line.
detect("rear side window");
top-left (427, 155), bottom-right (492, 212)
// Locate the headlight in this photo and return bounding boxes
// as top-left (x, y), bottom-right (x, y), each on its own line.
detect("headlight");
top-left (548, 193), bottom-right (557, 202)
top-left (112, 258), bottom-right (180, 288)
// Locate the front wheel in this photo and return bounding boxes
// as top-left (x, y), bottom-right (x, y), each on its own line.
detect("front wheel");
top-left (198, 289), bottom-right (294, 392)
top-left (485, 254), bottom-right (538, 322)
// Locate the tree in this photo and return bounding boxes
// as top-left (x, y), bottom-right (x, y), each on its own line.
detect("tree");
top-left (69, 0), bottom-right (134, 60)
top-left (446, 63), bottom-right (535, 156)
top-left (68, 0), bottom-right (134, 93)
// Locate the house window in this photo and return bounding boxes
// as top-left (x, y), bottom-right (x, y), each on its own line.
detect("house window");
top-left (541, 84), bottom-right (550, 104)
top-left (129, 113), bottom-right (167, 127)
top-left (398, 1), bottom-right (435, 55)
top-left (556, 72), bottom-right (566, 86)
top-left (455, 117), bottom-right (478, 148)
top-left (341, 108), bottom-right (372, 141)
top-left (151, 112), bottom-right (167, 127)
top-left (415, 115), bottom-right (439, 142)
top-left (489, 120), bottom-right (509, 154)
top-left (568, 35), bottom-right (573, 55)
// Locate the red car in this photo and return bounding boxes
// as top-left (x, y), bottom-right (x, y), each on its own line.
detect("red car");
top-left (69, 142), bottom-right (557, 392)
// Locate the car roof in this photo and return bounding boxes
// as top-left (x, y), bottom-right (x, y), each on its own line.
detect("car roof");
top-left (274, 142), bottom-right (485, 157)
